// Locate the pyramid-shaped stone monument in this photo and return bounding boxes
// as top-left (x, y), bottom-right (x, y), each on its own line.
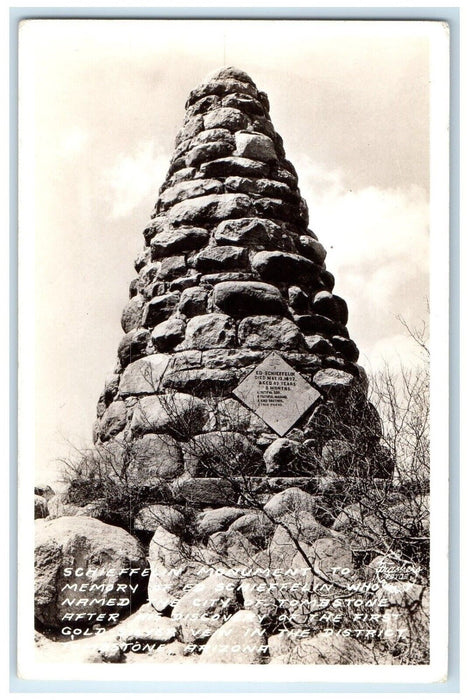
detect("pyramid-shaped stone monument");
top-left (93, 67), bottom-right (392, 510)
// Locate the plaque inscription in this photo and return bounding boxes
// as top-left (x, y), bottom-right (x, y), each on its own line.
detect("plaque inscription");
top-left (233, 352), bottom-right (320, 436)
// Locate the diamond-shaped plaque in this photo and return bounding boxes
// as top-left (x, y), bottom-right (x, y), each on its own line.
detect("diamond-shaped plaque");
top-left (233, 352), bottom-right (320, 436)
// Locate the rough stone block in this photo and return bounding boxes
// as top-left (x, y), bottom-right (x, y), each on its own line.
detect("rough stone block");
top-left (252, 250), bottom-right (321, 286)
top-left (151, 317), bottom-right (186, 352)
top-left (131, 393), bottom-right (211, 438)
top-left (202, 107), bottom-right (249, 131)
top-left (117, 328), bottom-right (151, 368)
top-left (184, 313), bottom-right (236, 349)
top-left (168, 193), bottom-right (253, 226)
top-left (312, 291), bottom-right (348, 325)
top-left (238, 315), bottom-right (306, 351)
top-left (214, 217), bottom-right (287, 249)
top-left (213, 281), bottom-right (287, 317)
top-left (142, 292), bottom-right (180, 328)
top-left (119, 354), bottom-right (170, 396)
top-left (178, 286), bottom-right (208, 317)
top-left (194, 245), bottom-right (247, 272)
top-left (131, 433), bottom-right (184, 481)
top-left (151, 226), bottom-right (209, 258)
top-left (235, 131), bottom-right (277, 161)
top-left (185, 141), bottom-right (233, 167)
top-left (198, 156), bottom-right (269, 179)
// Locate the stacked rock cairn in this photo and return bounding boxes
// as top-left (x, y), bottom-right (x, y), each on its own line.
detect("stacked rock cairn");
top-left (93, 66), bottom-right (393, 521)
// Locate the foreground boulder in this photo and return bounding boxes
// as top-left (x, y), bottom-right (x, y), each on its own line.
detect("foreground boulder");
top-left (35, 517), bottom-right (147, 629)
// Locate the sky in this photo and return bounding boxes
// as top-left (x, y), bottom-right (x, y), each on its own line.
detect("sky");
top-left (18, 19), bottom-right (438, 486)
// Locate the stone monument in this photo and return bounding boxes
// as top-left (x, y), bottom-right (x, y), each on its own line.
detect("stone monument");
top-left (92, 66), bottom-right (393, 511)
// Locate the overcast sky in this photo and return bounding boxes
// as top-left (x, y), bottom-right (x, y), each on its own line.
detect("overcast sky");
top-left (19, 19), bottom-right (436, 486)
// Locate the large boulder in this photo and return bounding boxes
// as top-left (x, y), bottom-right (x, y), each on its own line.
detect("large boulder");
top-left (213, 281), bottom-right (287, 317)
top-left (118, 355), bottom-right (170, 396)
top-left (238, 315), bottom-right (305, 351)
top-left (171, 571), bottom-right (241, 644)
top-left (130, 393), bottom-right (211, 438)
top-left (183, 313), bottom-right (236, 350)
top-left (131, 433), bottom-right (184, 481)
top-left (34, 517), bottom-right (147, 629)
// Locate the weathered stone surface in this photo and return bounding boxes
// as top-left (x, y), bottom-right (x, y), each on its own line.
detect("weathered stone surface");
top-left (175, 114), bottom-right (204, 145)
top-left (117, 328), bottom-right (151, 368)
top-left (310, 537), bottom-right (355, 584)
top-left (185, 141), bottom-right (234, 167)
top-left (35, 517), bottom-right (146, 628)
top-left (216, 397), bottom-right (268, 433)
top-left (178, 286), bottom-right (208, 317)
top-left (196, 507), bottom-right (247, 537)
top-left (305, 335), bottom-right (335, 354)
top-left (142, 292), bottom-right (180, 328)
top-left (131, 433), bottom-right (184, 481)
top-left (313, 368), bottom-right (358, 400)
top-left (296, 313), bottom-right (347, 337)
top-left (213, 281), bottom-right (286, 317)
top-left (184, 313), bottom-right (236, 350)
top-left (142, 216), bottom-right (168, 244)
top-left (263, 438), bottom-right (301, 475)
top-left (119, 354), bottom-right (170, 396)
top-left (252, 251), bottom-right (320, 286)
top-left (224, 176), bottom-right (297, 203)
top-left (238, 315), bottom-right (306, 351)
top-left (297, 236), bottom-right (327, 264)
top-left (253, 197), bottom-right (307, 226)
top-left (168, 193), bottom-right (253, 226)
top-left (148, 526), bottom-right (202, 612)
top-left (46, 494), bottom-right (81, 519)
top-left (162, 367), bottom-right (238, 397)
top-left (272, 512), bottom-right (332, 545)
top-left (194, 245), bottom-right (247, 272)
top-left (99, 401), bottom-right (127, 441)
top-left (201, 272), bottom-right (258, 285)
top-left (172, 571), bottom-right (241, 644)
top-left (34, 495), bottom-right (48, 519)
top-left (121, 294), bottom-right (145, 333)
top-left (134, 249), bottom-right (149, 272)
top-left (331, 335), bottom-right (359, 362)
top-left (214, 217), bottom-right (287, 249)
top-left (312, 291), bottom-right (348, 325)
top-left (131, 393), bottom-right (210, 437)
top-left (288, 286), bottom-right (309, 313)
top-left (191, 127), bottom-right (235, 147)
top-left (199, 156), bottom-right (268, 179)
top-left (169, 273), bottom-right (200, 292)
top-left (183, 431), bottom-right (263, 477)
top-left (200, 610), bottom-right (267, 663)
top-left (174, 478), bottom-right (238, 506)
top-left (235, 131), bottom-right (277, 162)
top-left (228, 511), bottom-right (275, 544)
top-left (151, 317), bottom-right (186, 352)
top-left (158, 178), bottom-right (224, 210)
top-left (151, 226), bottom-right (209, 258)
top-left (204, 66), bottom-right (257, 85)
top-left (264, 487), bottom-right (319, 520)
top-left (134, 505), bottom-right (185, 535)
top-left (222, 93), bottom-right (265, 116)
top-left (203, 107), bottom-right (249, 131)
top-left (157, 255), bottom-right (186, 281)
